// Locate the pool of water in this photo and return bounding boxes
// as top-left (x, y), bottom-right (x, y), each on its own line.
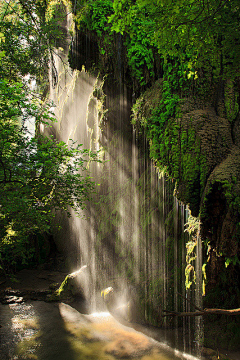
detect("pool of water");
top-left (0, 301), bottom-right (200, 360)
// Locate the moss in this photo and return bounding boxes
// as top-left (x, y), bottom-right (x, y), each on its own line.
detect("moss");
top-left (131, 75), bottom-right (240, 334)
top-left (70, 5), bottom-right (240, 338)
top-left (132, 81), bottom-right (224, 216)
top-left (49, 273), bottom-right (83, 301)
top-left (224, 80), bottom-right (239, 123)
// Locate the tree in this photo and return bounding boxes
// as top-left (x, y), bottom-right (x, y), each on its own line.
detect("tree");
top-left (0, 0), bottom-right (99, 272)
top-left (110, 0), bottom-right (240, 79)
top-left (0, 78), bottom-right (98, 269)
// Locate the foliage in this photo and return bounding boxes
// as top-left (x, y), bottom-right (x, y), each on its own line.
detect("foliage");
top-left (184, 213), bottom-right (206, 294)
top-left (0, 0), bottom-right (70, 89)
top-left (144, 61), bottom-right (184, 161)
top-left (111, 0), bottom-right (240, 79)
top-left (72, 0), bottom-right (240, 108)
top-left (0, 0), bottom-right (99, 272)
top-left (72, 0), bottom-right (157, 85)
top-left (0, 77), bottom-right (98, 271)
top-left (74, 0), bottom-right (113, 35)
top-left (72, 0), bottom-right (240, 120)
top-left (86, 0), bottom-right (240, 220)
top-left (109, 1), bottom-right (155, 85)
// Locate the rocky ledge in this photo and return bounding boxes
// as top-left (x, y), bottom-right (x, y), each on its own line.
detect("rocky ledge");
top-left (0, 268), bottom-right (67, 304)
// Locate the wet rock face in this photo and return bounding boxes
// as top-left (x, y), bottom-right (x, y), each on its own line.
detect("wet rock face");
top-left (175, 98), bottom-right (234, 216)
top-left (134, 79), bottom-right (240, 299)
top-left (179, 101), bottom-right (240, 296)
top-left (200, 144), bottom-right (240, 294)
top-left (232, 114), bottom-right (240, 146)
top-left (202, 183), bottom-right (238, 258)
top-left (132, 80), bottom-right (236, 217)
top-left (177, 104), bottom-right (232, 216)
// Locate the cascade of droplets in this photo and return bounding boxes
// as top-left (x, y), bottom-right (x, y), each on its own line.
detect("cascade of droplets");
top-left (49, 13), bottom-right (203, 357)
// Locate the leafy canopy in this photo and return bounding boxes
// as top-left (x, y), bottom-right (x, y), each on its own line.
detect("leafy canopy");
top-left (74, 0), bottom-right (240, 82)
top-left (110, 0), bottom-right (240, 79)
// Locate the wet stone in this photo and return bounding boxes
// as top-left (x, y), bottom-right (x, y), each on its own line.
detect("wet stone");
top-left (1, 295), bottom-right (24, 304)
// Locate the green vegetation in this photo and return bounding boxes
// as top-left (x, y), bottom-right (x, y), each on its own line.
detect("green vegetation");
top-left (71, 0), bottom-right (240, 83)
top-left (70, 0), bottom-right (240, 342)
top-left (0, 0), bottom-right (99, 273)
top-left (110, 0), bottom-right (240, 78)
top-left (1, 0), bottom-right (240, 351)
top-left (70, 0), bottom-right (240, 214)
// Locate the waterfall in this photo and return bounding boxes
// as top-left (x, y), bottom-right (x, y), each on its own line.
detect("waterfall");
top-left (47, 12), bottom-right (203, 358)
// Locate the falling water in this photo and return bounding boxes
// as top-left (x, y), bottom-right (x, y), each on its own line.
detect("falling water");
top-left (46, 11), bottom-right (203, 359)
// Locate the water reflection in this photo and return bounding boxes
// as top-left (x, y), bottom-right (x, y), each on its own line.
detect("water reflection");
top-left (0, 301), bottom-right (200, 360)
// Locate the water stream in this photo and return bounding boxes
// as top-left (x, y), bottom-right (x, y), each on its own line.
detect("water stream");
top-left (0, 301), bottom-right (200, 360)
top-left (41, 12), bottom-right (204, 359)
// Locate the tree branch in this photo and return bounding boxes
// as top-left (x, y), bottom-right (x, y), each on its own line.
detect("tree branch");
top-left (0, 0), bottom-right (12, 22)
top-left (177, 291), bottom-right (204, 312)
top-left (163, 308), bottom-right (240, 317)
top-left (17, 0), bottom-right (40, 31)
top-left (175, 0), bottom-right (228, 29)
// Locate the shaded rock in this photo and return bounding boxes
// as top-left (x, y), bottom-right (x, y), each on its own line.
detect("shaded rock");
top-left (201, 146), bottom-right (240, 291)
top-left (0, 269), bottom-right (68, 304)
top-left (1, 296), bottom-right (24, 304)
top-left (50, 265), bottom-right (87, 301)
top-left (202, 347), bottom-right (233, 360)
top-left (0, 289), bottom-right (53, 304)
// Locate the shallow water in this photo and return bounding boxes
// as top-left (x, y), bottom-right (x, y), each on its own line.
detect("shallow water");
top-left (0, 301), bottom-right (200, 360)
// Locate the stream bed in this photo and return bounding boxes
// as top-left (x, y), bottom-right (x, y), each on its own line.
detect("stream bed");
top-left (0, 300), bottom-right (200, 360)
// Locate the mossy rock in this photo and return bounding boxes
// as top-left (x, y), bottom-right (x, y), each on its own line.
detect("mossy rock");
top-left (133, 78), bottom-right (240, 302)
top-left (48, 267), bottom-right (87, 301)
top-left (202, 146), bottom-right (240, 255)
top-left (57, 274), bottom-right (81, 297)
top-left (132, 80), bottom-right (234, 216)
